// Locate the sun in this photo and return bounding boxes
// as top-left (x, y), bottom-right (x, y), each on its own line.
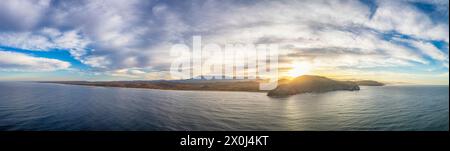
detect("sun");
top-left (287, 62), bottom-right (312, 78)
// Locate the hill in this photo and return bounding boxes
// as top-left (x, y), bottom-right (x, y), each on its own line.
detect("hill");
top-left (267, 75), bottom-right (360, 97)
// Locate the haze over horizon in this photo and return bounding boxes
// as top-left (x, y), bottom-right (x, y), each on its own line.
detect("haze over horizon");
top-left (0, 0), bottom-right (449, 85)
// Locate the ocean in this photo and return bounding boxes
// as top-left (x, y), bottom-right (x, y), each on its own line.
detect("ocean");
top-left (0, 82), bottom-right (448, 131)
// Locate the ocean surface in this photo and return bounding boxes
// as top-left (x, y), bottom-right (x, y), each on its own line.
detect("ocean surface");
top-left (0, 82), bottom-right (448, 131)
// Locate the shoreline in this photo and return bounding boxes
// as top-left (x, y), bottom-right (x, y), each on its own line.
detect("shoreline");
top-left (41, 82), bottom-right (270, 93)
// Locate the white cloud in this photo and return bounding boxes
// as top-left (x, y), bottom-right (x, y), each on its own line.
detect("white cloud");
top-left (0, 28), bottom-right (90, 59)
top-left (0, 51), bottom-right (70, 71)
top-left (81, 56), bottom-right (110, 68)
top-left (181, 0), bottom-right (445, 72)
top-left (367, 0), bottom-right (449, 42)
top-left (109, 68), bottom-right (148, 78)
top-left (0, 0), bottom-right (50, 30)
top-left (0, 32), bottom-right (53, 50)
top-left (409, 40), bottom-right (448, 62)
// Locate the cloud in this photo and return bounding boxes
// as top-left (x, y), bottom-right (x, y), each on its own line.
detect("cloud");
top-left (407, 39), bottom-right (448, 62)
top-left (165, 0), bottom-right (446, 71)
top-left (0, 0), bottom-right (51, 31)
top-left (367, 0), bottom-right (449, 42)
top-left (444, 62), bottom-right (449, 68)
top-left (81, 56), bottom-right (110, 68)
top-left (0, 51), bottom-right (70, 71)
top-left (0, 28), bottom-right (90, 59)
top-left (109, 68), bottom-right (147, 78)
top-left (0, 0), bottom-right (448, 81)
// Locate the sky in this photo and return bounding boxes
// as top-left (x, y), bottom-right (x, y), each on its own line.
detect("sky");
top-left (0, 0), bottom-right (448, 85)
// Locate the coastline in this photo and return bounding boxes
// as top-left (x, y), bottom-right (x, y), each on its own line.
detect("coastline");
top-left (40, 81), bottom-right (270, 93)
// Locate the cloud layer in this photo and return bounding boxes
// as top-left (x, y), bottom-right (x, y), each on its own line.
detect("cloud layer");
top-left (0, 0), bottom-right (448, 83)
top-left (0, 51), bottom-right (70, 71)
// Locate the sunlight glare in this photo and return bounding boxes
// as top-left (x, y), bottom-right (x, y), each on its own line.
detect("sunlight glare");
top-left (287, 62), bottom-right (312, 77)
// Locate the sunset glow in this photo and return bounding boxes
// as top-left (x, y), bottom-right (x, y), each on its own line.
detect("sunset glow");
top-left (287, 62), bottom-right (312, 78)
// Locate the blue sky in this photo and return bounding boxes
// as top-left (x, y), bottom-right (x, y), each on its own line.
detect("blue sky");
top-left (0, 0), bottom-right (448, 84)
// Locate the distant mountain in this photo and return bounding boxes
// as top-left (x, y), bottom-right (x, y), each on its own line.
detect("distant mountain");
top-left (354, 80), bottom-right (385, 86)
top-left (267, 75), bottom-right (360, 97)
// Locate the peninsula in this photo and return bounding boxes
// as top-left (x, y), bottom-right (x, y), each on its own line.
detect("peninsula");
top-left (43, 75), bottom-right (383, 97)
top-left (267, 75), bottom-right (360, 97)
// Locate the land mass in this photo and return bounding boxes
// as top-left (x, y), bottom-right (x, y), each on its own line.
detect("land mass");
top-left (42, 75), bottom-right (384, 97)
top-left (354, 80), bottom-right (385, 86)
top-left (267, 75), bottom-right (360, 97)
top-left (44, 79), bottom-right (264, 92)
